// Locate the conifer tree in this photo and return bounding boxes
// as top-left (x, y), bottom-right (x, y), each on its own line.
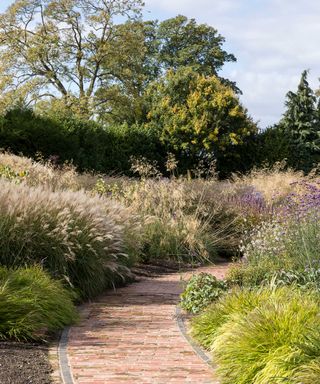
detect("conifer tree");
top-left (280, 70), bottom-right (320, 171)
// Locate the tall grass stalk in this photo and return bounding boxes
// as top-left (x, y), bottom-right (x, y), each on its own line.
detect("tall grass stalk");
top-left (113, 178), bottom-right (241, 263)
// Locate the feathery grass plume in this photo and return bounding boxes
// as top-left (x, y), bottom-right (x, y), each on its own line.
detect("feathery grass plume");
top-left (0, 179), bottom-right (140, 299)
top-left (112, 177), bottom-right (241, 263)
top-left (0, 152), bottom-right (98, 191)
top-left (0, 266), bottom-right (77, 341)
top-left (231, 162), bottom-right (304, 203)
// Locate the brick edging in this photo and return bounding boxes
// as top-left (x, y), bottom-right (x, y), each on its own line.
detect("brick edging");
top-left (58, 327), bottom-right (75, 384)
top-left (175, 305), bottom-right (216, 368)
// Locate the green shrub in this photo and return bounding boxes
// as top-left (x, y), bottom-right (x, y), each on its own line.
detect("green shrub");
top-left (180, 273), bottom-right (228, 314)
top-left (102, 123), bottom-right (166, 174)
top-left (192, 287), bottom-right (320, 384)
top-left (226, 262), bottom-right (274, 287)
top-left (0, 266), bottom-right (77, 341)
top-left (0, 179), bottom-right (141, 299)
top-left (256, 125), bottom-right (290, 168)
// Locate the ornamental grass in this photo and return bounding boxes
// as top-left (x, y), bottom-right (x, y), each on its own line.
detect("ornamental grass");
top-left (0, 179), bottom-right (140, 299)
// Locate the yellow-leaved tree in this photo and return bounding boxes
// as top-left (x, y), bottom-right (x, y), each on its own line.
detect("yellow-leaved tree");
top-left (145, 67), bottom-right (257, 175)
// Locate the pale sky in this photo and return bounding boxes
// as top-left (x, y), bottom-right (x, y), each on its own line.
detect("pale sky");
top-left (143, 0), bottom-right (320, 128)
top-left (1, 0), bottom-right (319, 128)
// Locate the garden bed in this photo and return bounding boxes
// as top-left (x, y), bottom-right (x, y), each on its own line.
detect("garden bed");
top-left (0, 342), bottom-right (52, 384)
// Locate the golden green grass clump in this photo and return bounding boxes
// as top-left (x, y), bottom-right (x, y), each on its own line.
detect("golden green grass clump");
top-left (192, 287), bottom-right (320, 384)
top-left (0, 266), bottom-right (77, 341)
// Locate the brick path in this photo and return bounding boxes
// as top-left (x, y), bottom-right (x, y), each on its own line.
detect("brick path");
top-left (66, 264), bottom-right (229, 384)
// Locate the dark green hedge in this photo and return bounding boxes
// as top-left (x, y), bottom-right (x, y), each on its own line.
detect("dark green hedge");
top-left (0, 108), bottom-right (166, 175)
top-left (2, 107), bottom-right (310, 177)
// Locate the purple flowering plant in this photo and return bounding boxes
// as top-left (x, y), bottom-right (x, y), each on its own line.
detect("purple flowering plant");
top-left (223, 185), bottom-right (274, 233)
top-left (276, 180), bottom-right (320, 221)
top-left (237, 178), bottom-right (320, 276)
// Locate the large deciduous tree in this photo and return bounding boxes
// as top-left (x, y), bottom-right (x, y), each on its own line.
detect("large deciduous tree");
top-left (0, 0), bottom-right (143, 117)
top-left (0, 3), bottom-right (239, 126)
top-left (155, 15), bottom-right (236, 76)
top-left (95, 15), bottom-right (239, 124)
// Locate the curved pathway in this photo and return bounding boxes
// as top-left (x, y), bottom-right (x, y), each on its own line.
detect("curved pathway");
top-left (64, 264), bottom-right (229, 384)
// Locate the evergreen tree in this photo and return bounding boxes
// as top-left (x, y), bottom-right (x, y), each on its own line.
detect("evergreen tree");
top-left (280, 70), bottom-right (320, 171)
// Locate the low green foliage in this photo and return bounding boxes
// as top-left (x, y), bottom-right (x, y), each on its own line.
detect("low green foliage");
top-left (192, 287), bottom-right (320, 384)
top-left (180, 273), bottom-right (228, 314)
top-left (0, 266), bottom-right (77, 341)
top-left (269, 268), bottom-right (320, 291)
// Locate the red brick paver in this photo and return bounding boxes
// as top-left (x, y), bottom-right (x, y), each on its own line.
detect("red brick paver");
top-left (67, 264), bottom-right (229, 384)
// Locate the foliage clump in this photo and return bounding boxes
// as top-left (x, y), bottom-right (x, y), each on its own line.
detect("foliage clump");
top-left (0, 178), bottom-right (141, 299)
top-left (180, 272), bottom-right (228, 314)
top-left (0, 266), bottom-right (77, 341)
top-left (192, 287), bottom-right (320, 384)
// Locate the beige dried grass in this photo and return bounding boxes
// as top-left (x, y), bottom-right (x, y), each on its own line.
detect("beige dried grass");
top-left (0, 178), bottom-right (140, 298)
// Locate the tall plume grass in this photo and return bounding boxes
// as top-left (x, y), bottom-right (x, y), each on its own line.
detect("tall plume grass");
top-left (2, 153), bottom-right (314, 269)
top-left (232, 162), bottom-right (305, 203)
top-left (0, 179), bottom-right (140, 299)
top-left (109, 177), bottom-right (241, 263)
top-left (0, 152), bottom-right (98, 191)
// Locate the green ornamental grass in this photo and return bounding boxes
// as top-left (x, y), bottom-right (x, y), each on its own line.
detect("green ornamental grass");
top-left (191, 288), bottom-right (269, 349)
top-left (0, 266), bottom-right (77, 341)
top-left (192, 287), bottom-right (320, 384)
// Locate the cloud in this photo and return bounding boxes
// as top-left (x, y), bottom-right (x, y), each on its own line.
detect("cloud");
top-left (144, 0), bottom-right (239, 15)
top-left (144, 0), bottom-right (320, 127)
